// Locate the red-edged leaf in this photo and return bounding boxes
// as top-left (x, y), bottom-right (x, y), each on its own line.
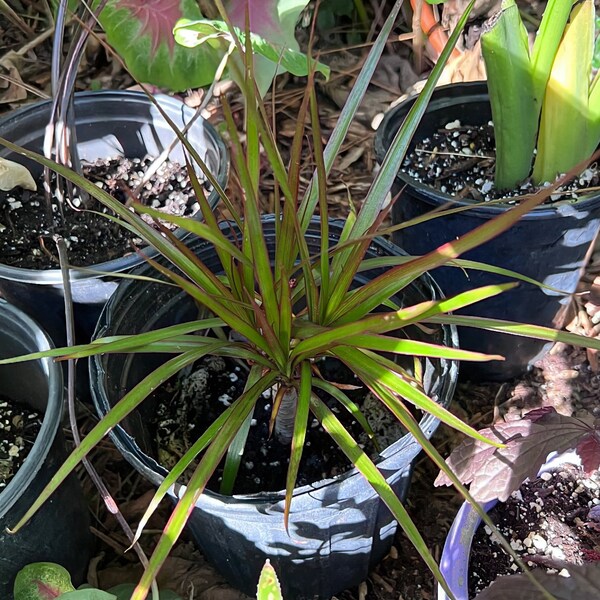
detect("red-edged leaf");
top-left (435, 416), bottom-right (594, 501)
top-left (577, 433), bottom-right (600, 474)
top-left (474, 562), bottom-right (600, 600)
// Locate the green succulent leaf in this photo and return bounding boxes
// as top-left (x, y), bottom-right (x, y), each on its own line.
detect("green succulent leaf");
top-left (256, 561), bottom-right (283, 600)
top-left (481, 0), bottom-right (536, 189)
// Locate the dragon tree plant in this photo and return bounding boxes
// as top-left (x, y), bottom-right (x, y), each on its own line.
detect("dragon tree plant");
top-left (482, 0), bottom-right (600, 190)
top-left (3, 1), bottom-right (600, 599)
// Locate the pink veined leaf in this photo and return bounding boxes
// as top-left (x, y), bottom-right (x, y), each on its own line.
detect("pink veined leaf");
top-left (435, 413), bottom-right (595, 502)
top-left (116, 0), bottom-right (182, 54)
top-left (227, 0), bottom-right (278, 37)
top-left (226, 0), bottom-right (308, 48)
top-left (576, 433), bottom-right (600, 474)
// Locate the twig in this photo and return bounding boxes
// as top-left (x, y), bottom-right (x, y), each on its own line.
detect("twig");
top-left (54, 236), bottom-right (160, 600)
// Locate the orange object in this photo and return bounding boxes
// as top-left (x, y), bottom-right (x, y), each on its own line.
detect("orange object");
top-left (410, 0), bottom-right (462, 60)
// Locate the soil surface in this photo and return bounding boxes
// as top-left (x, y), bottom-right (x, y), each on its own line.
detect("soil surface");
top-left (0, 156), bottom-right (200, 269)
top-left (469, 464), bottom-right (600, 598)
top-left (152, 355), bottom-right (404, 495)
top-left (402, 121), bottom-right (600, 203)
top-left (0, 395), bottom-right (42, 490)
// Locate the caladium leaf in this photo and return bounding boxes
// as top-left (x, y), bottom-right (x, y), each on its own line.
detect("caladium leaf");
top-left (98, 0), bottom-right (222, 91)
top-left (474, 562), bottom-right (600, 600)
top-left (173, 19), bottom-right (329, 79)
top-left (13, 563), bottom-right (75, 600)
top-left (435, 411), bottom-right (596, 501)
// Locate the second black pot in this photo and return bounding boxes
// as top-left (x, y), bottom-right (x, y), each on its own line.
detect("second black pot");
top-left (90, 217), bottom-right (458, 599)
top-left (0, 91), bottom-right (228, 349)
top-left (375, 82), bottom-right (600, 381)
top-left (0, 300), bottom-right (92, 597)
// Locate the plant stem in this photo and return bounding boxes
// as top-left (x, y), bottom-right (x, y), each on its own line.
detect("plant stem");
top-left (274, 387), bottom-right (298, 445)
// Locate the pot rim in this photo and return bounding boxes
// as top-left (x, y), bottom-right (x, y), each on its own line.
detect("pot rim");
top-left (374, 81), bottom-right (600, 216)
top-left (0, 299), bottom-right (63, 516)
top-left (0, 90), bottom-right (228, 285)
top-left (91, 216), bottom-right (460, 510)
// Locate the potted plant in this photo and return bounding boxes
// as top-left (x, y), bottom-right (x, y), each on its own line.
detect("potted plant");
top-left (374, 0), bottom-right (600, 381)
top-left (435, 408), bottom-right (600, 599)
top-left (0, 299), bottom-right (92, 597)
top-left (4, 2), bottom-right (600, 599)
top-left (0, 90), bottom-right (228, 347)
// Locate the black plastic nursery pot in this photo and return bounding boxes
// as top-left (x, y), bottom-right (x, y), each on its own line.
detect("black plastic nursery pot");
top-left (0, 299), bottom-right (92, 597)
top-left (90, 217), bottom-right (459, 600)
top-left (374, 81), bottom-right (600, 381)
top-left (0, 91), bottom-right (228, 349)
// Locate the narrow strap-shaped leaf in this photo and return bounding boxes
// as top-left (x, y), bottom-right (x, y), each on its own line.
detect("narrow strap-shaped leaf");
top-left (363, 376), bottom-right (555, 599)
top-left (326, 0), bottom-right (475, 315)
top-left (530, 0), bottom-right (576, 114)
top-left (298, 0), bottom-right (404, 230)
top-left (311, 378), bottom-right (377, 447)
top-left (292, 283), bottom-right (514, 362)
top-left (332, 346), bottom-right (501, 446)
top-left (284, 361), bottom-right (312, 528)
top-left (426, 314), bottom-right (600, 352)
top-left (133, 204), bottom-right (249, 265)
top-left (9, 348), bottom-right (214, 534)
top-left (338, 333), bottom-right (504, 362)
top-left (220, 366), bottom-right (263, 495)
top-left (356, 255), bottom-right (571, 296)
top-left (309, 395), bottom-right (455, 599)
top-left (0, 318), bottom-right (222, 363)
top-left (131, 402), bottom-right (236, 548)
top-left (330, 184), bottom-right (555, 325)
top-left (131, 371), bottom-right (278, 600)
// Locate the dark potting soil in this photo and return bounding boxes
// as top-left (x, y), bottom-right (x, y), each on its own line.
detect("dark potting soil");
top-left (401, 121), bottom-right (600, 203)
top-left (152, 355), bottom-right (408, 495)
top-left (0, 156), bottom-right (203, 269)
top-left (0, 395), bottom-right (42, 491)
top-left (468, 464), bottom-right (600, 598)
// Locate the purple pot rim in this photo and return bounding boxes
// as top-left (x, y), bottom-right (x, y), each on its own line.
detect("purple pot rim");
top-left (438, 499), bottom-right (497, 600)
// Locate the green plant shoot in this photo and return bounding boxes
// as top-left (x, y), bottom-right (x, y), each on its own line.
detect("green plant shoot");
top-left (481, 0), bottom-right (600, 189)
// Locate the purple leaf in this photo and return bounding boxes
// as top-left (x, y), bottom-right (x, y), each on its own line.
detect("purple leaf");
top-left (588, 505), bottom-right (600, 522)
top-left (576, 433), bottom-right (600, 474)
top-left (435, 413), bottom-right (594, 502)
top-left (474, 562), bottom-right (600, 600)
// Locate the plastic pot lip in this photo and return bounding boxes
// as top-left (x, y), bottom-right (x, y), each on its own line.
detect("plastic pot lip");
top-left (0, 299), bottom-right (63, 517)
top-left (437, 450), bottom-right (583, 600)
top-left (374, 81), bottom-right (600, 217)
top-left (90, 216), bottom-right (459, 509)
top-left (0, 90), bottom-right (229, 285)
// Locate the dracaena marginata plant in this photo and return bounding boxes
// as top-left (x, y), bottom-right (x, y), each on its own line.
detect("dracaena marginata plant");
top-left (3, 2), bottom-right (600, 598)
top-left (482, 0), bottom-right (600, 190)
